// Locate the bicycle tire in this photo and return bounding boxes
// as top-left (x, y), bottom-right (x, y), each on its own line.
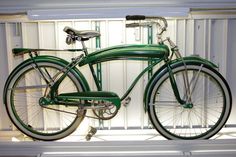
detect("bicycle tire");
top-left (4, 61), bottom-right (86, 141)
top-left (147, 63), bottom-right (232, 139)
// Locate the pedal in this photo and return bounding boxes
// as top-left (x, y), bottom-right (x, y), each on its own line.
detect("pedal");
top-left (122, 96), bottom-right (131, 107)
top-left (85, 126), bottom-right (97, 141)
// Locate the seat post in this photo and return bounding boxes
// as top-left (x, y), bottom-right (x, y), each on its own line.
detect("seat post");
top-left (81, 39), bottom-right (102, 91)
top-left (81, 40), bottom-right (88, 56)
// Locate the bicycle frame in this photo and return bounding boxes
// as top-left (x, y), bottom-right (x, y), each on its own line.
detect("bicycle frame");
top-left (43, 45), bottom-right (168, 104)
top-left (78, 41), bottom-right (166, 101)
top-left (9, 36), bottom-right (218, 112)
top-left (33, 42), bottom-right (183, 106)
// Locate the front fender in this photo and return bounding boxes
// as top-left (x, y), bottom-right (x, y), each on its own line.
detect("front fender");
top-left (143, 55), bottom-right (218, 112)
top-left (3, 55), bottom-right (90, 104)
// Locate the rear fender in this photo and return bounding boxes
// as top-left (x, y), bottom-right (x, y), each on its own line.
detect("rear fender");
top-left (3, 55), bottom-right (90, 104)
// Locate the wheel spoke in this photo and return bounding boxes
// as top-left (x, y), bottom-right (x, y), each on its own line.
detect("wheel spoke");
top-left (6, 62), bottom-right (86, 140)
top-left (148, 65), bottom-right (230, 139)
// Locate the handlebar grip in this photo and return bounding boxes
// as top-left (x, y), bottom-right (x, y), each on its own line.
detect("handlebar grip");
top-left (126, 15), bottom-right (146, 20)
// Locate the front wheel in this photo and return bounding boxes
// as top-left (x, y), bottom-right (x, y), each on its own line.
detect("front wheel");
top-left (4, 61), bottom-right (87, 141)
top-left (147, 63), bottom-right (232, 140)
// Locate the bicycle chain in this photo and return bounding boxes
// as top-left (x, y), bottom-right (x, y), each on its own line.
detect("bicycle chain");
top-left (41, 105), bottom-right (106, 120)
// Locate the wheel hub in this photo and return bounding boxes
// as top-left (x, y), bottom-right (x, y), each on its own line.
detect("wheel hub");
top-left (183, 103), bottom-right (193, 109)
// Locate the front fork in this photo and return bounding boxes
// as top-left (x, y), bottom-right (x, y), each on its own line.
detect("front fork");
top-left (165, 38), bottom-right (193, 108)
top-left (167, 61), bottom-right (196, 109)
top-left (167, 63), bottom-right (186, 105)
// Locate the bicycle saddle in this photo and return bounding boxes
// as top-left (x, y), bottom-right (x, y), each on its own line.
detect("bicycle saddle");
top-left (63, 26), bottom-right (100, 40)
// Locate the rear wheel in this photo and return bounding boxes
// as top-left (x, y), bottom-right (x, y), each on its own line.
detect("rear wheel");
top-left (5, 61), bottom-right (86, 141)
top-left (147, 63), bottom-right (232, 139)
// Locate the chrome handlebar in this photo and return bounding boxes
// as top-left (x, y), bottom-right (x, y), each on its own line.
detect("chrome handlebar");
top-left (125, 15), bottom-right (168, 35)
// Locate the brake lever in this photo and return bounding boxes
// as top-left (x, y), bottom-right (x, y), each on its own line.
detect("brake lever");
top-left (126, 23), bottom-right (140, 28)
top-left (126, 22), bottom-right (153, 28)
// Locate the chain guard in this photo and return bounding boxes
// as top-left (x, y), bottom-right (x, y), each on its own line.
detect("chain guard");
top-left (41, 99), bottom-right (119, 120)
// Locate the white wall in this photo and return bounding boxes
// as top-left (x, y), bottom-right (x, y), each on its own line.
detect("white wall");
top-left (0, 15), bottom-right (236, 140)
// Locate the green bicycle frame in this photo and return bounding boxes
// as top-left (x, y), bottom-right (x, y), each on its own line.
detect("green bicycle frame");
top-left (78, 43), bottom-right (170, 102)
top-left (10, 41), bottom-right (217, 109)
top-left (75, 42), bottom-right (218, 107)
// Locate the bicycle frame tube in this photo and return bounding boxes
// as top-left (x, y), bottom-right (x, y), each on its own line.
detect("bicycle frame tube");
top-left (87, 56), bottom-right (189, 106)
top-left (120, 59), bottom-right (162, 101)
top-left (83, 58), bottom-right (163, 101)
top-left (86, 55), bottom-right (184, 104)
top-left (50, 64), bottom-right (78, 98)
top-left (80, 43), bottom-right (170, 95)
top-left (82, 42), bottom-right (102, 91)
top-left (48, 57), bottom-right (83, 99)
top-left (88, 63), bottom-right (102, 91)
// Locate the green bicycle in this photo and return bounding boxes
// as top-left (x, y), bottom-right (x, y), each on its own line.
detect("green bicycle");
top-left (3, 15), bottom-right (232, 140)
